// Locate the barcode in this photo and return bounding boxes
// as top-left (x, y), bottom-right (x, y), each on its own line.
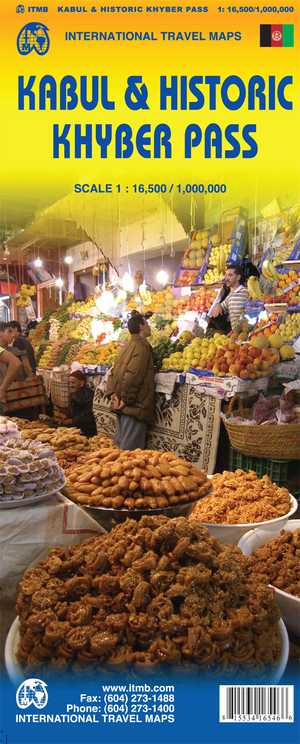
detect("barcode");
top-left (219, 685), bottom-right (294, 722)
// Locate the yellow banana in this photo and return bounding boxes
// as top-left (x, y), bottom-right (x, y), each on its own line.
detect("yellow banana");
top-left (268, 259), bottom-right (282, 280)
top-left (247, 276), bottom-right (263, 299)
top-left (262, 259), bottom-right (274, 281)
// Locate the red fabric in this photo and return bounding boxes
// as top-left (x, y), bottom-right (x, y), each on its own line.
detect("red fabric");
top-left (0, 282), bottom-right (17, 296)
top-left (271, 24), bottom-right (283, 47)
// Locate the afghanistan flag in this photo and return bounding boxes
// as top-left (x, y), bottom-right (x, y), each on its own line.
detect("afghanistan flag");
top-left (260, 24), bottom-right (294, 47)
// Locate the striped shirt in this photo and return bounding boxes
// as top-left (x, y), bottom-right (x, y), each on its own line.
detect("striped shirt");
top-left (221, 285), bottom-right (249, 329)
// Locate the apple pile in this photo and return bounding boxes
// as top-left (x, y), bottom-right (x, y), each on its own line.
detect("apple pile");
top-left (172, 288), bottom-right (215, 315)
top-left (163, 334), bottom-right (282, 378)
top-left (209, 338), bottom-right (280, 379)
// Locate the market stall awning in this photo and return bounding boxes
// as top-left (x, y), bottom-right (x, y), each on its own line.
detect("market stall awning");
top-left (3, 216), bottom-right (88, 263)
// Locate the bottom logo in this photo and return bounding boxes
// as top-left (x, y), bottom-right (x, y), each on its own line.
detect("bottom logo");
top-left (16, 679), bottom-right (48, 709)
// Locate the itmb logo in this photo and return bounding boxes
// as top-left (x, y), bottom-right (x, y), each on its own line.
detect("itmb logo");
top-left (17, 22), bottom-right (50, 55)
top-left (16, 679), bottom-right (48, 710)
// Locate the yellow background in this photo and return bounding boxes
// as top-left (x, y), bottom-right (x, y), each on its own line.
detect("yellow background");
top-left (0, 1), bottom-right (299, 210)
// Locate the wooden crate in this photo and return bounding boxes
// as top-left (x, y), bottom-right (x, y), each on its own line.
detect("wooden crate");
top-left (4, 376), bottom-right (47, 413)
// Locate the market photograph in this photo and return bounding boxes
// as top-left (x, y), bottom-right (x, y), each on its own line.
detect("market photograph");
top-left (0, 190), bottom-right (299, 686)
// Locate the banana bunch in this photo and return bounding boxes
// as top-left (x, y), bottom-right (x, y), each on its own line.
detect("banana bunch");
top-left (247, 276), bottom-right (263, 300)
top-left (262, 259), bottom-right (281, 281)
top-left (139, 284), bottom-right (152, 306)
top-left (219, 244), bottom-right (230, 273)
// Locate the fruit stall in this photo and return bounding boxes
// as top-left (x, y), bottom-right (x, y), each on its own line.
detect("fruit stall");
top-left (7, 197), bottom-right (296, 476)
top-left (25, 260), bottom-right (300, 473)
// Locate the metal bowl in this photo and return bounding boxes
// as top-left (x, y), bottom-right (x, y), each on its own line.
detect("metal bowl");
top-left (83, 500), bottom-right (196, 530)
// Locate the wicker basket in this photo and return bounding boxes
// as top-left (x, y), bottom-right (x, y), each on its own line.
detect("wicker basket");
top-left (223, 396), bottom-right (300, 460)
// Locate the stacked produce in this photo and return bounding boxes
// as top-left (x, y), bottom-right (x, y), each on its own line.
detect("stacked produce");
top-left (37, 344), bottom-right (53, 369)
top-left (162, 333), bottom-right (281, 378)
top-left (126, 288), bottom-right (175, 315)
top-left (68, 297), bottom-right (95, 315)
top-left (16, 515), bottom-right (282, 674)
top-left (264, 289), bottom-right (300, 306)
top-left (0, 439), bottom-right (64, 504)
top-left (203, 243), bottom-right (231, 284)
top-left (75, 341), bottom-right (119, 366)
top-left (147, 319), bottom-right (175, 346)
top-left (54, 340), bottom-right (84, 367)
top-left (247, 276), bottom-right (264, 300)
top-left (176, 269), bottom-right (199, 287)
top-left (182, 230), bottom-right (209, 268)
top-left (152, 330), bottom-right (193, 370)
top-left (162, 333), bottom-right (229, 372)
top-left (261, 259), bottom-right (282, 282)
top-left (49, 318), bottom-right (61, 342)
top-left (67, 317), bottom-right (92, 341)
top-left (29, 319), bottom-right (50, 348)
top-left (191, 470), bottom-right (291, 525)
top-left (66, 448), bottom-right (210, 509)
top-left (281, 286), bottom-right (300, 305)
top-left (250, 314), bottom-right (280, 339)
top-left (35, 343), bottom-right (49, 367)
top-left (57, 319), bottom-right (78, 339)
top-left (64, 341), bottom-right (84, 365)
top-left (277, 312), bottom-right (300, 341)
top-left (147, 287), bottom-right (174, 314)
top-left (247, 529), bottom-right (300, 598)
top-left (276, 270), bottom-right (299, 292)
top-left (38, 341), bottom-right (69, 369)
top-left (259, 262), bottom-right (300, 305)
top-left (250, 332), bottom-right (295, 362)
top-left (172, 288), bottom-right (215, 315)
top-left (38, 341), bottom-right (83, 369)
top-left (28, 300), bottom-right (92, 370)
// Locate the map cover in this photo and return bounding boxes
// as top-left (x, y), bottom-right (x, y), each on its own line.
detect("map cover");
top-left (0, 0), bottom-right (299, 742)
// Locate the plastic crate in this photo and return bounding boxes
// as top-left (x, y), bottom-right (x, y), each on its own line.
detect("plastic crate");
top-left (229, 448), bottom-right (290, 485)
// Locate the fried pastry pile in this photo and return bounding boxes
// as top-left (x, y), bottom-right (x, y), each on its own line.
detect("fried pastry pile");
top-left (191, 470), bottom-right (291, 524)
top-left (16, 515), bottom-right (281, 674)
top-left (247, 528), bottom-right (300, 598)
top-left (65, 449), bottom-right (210, 510)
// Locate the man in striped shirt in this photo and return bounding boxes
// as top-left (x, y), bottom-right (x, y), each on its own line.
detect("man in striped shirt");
top-left (209, 263), bottom-right (249, 331)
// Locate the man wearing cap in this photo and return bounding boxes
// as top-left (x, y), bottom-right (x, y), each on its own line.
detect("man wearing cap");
top-left (106, 312), bottom-right (155, 450)
top-left (69, 370), bottom-right (97, 437)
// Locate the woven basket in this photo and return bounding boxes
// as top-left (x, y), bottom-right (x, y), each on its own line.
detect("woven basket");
top-left (223, 396), bottom-right (300, 460)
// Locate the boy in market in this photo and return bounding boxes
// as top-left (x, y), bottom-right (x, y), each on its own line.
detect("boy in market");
top-left (68, 370), bottom-right (97, 437)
